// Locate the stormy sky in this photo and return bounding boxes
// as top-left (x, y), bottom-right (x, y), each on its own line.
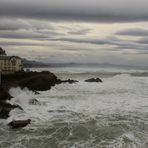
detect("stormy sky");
top-left (0, 0), bottom-right (148, 66)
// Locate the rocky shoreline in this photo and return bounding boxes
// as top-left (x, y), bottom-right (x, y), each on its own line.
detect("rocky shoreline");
top-left (0, 70), bottom-right (102, 128)
top-left (0, 70), bottom-right (79, 128)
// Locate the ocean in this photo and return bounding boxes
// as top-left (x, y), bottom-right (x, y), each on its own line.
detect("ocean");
top-left (1, 66), bottom-right (148, 148)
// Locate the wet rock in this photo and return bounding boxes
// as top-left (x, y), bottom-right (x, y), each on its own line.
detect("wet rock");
top-left (2, 71), bottom-right (58, 91)
top-left (29, 98), bottom-right (41, 105)
top-left (0, 87), bottom-right (21, 119)
top-left (0, 102), bottom-right (23, 119)
top-left (34, 91), bottom-right (40, 95)
top-left (8, 119), bottom-right (31, 128)
top-left (57, 79), bottom-right (78, 84)
top-left (0, 87), bottom-right (12, 101)
top-left (85, 78), bottom-right (103, 83)
top-left (1, 71), bottom-right (78, 92)
top-left (18, 71), bottom-right (58, 91)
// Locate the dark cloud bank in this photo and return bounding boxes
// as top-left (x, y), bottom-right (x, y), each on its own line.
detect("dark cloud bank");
top-left (0, 0), bottom-right (148, 22)
top-left (116, 28), bottom-right (148, 36)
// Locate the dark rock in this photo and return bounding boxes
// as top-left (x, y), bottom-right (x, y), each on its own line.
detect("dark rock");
top-left (85, 78), bottom-right (103, 83)
top-left (2, 71), bottom-right (58, 91)
top-left (34, 91), bottom-right (40, 95)
top-left (63, 79), bottom-right (79, 84)
top-left (18, 71), bottom-right (58, 91)
top-left (0, 87), bottom-right (12, 101)
top-left (57, 79), bottom-right (78, 84)
top-left (8, 119), bottom-right (31, 128)
top-left (29, 98), bottom-right (41, 105)
top-left (0, 102), bottom-right (23, 119)
top-left (0, 87), bottom-right (19, 119)
top-left (1, 71), bottom-right (78, 91)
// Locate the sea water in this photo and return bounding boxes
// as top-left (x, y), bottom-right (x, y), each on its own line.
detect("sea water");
top-left (1, 67), bottom-right (148, 148)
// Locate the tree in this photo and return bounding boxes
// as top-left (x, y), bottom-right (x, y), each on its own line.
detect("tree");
top-left (0, 47), bottom-right (6, 55)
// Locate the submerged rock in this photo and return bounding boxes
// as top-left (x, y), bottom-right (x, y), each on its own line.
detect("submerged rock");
top-left (8, 119), bottom-right (31, 128)
top-left (34, 91), bottom-right (40, 95)
top-left (85, 78), bottom-right (103, 83)
top-left (29, 98), bottom-right (41, 105)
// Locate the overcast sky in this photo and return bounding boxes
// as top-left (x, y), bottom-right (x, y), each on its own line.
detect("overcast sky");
top-left (0, 0), bottom-right (148, 66)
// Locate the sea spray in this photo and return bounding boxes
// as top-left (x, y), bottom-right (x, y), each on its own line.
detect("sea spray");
top-left (8, 87), bottom-right (55, 123)
top-left (9, 87), bottom-right (35, 107)
top-left (5, 88), bottom-right (34, 124)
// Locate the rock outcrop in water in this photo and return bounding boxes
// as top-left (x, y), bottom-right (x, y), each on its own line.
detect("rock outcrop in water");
top-left (85, 78), bottom-right (103, 82)
top-left (0, 87), bottom-right (23, 119)
top-left (0, 70), bottom-right (79, 128)
top-left (0, 102), bottom-right (23, 119)
top-left (0, 70), bottom-right (59, 126)
top-left (56, 79), bottom-right (78, 84)
top-left (0, 87), bottom-right (12, 101)
top-left (0, 71), bottom-right (57, 121)
top-left (2, 71), bottom-right (58, 91)
top-left (29, 98), bottom-right (41, 105)
top-left (0, 87), bottom-right (17, 119)
top-left (2, 71), bottom-right (78, 91)
top-left (8, 119), bottom-right (31, 128)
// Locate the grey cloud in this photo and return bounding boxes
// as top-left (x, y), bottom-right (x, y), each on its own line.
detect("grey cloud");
top-left (135, 51), bottom-right (148, 54)
top-left (68, 28), bottom-right (91, 35)
top-left (0, 30), bottom-right (63, 40)
top-left (51, 36), bottom-right (136, 49)
top-left (122, 50), bottom-right (148, 55)
top-left (2, 33), bottom-right (147, 53)
top-left (0, 31), bottom-right (52, 40)
top-left (0, 20), bottom-right (29, 31)
top-left (114, 44), bottom-right (148, 50)
top-left (52, 38), bottom-right (112, 45)
top-left (137, 37), bottom-right (148, 44)
top-left (53, 36), bottom-right (148, 52)
top-left (116, 28), bottom-right (148, 36)
top-left (0, 41), bottom-right (48, 47)
top-left (1, 0), bottom-right (148, 22)
top-left (0, 19), bottom-right (64, 40)
top-left (0, 18), bottom-right (56, 31)
top-left (51, 36), bottom-right (144, 52)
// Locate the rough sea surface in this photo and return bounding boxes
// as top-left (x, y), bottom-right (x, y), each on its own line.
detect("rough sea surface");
top-left (1, 67), bottom-right (148, 148)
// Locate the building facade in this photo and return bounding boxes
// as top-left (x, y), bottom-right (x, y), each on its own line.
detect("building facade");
top-left (0, 56), bottom-right (23, 74)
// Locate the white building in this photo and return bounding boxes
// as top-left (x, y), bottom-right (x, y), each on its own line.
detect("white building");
top-left (0, 56), bottom-right (23, 74)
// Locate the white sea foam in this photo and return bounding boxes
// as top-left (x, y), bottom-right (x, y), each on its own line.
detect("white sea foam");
top-left (39, 74), bottom-right (148, 116)
top-left (6, 73), bottom-right (148, 124)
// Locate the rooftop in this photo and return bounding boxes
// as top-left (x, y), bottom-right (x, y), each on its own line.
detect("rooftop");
top-left (0, 56), bottom-right (21, 60)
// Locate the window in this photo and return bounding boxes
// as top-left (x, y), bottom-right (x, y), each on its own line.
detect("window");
top-left (11, 58), bottom-right (16, 66)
